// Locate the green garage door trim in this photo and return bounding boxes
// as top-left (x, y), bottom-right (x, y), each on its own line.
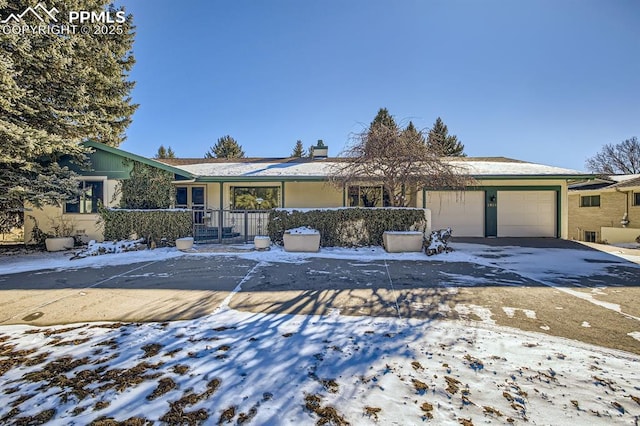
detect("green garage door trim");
top-left (425, 186), bottom-right (561, 238)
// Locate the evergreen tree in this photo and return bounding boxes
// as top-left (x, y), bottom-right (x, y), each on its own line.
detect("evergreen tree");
top-left (291, 140), bottom-right (305, 157)
top-left (119, 161), bottom-right (173, 209)
top-left (155, 145), bottom-right (176, 159)
top-left (365, 108), bottom-right (398, 154)
top-left (402, 121), bottom-right (426, 145)
top-left (0, 1), bottom-right (137, 224)
top-left (205, 135), bottom-right (245, 159)
top-left (330, 110), bottom-right (470, 207)
top-left (426, 117), bottom-right (466, 156)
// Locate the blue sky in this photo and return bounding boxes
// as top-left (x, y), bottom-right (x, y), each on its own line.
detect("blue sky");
top-left (120, 0), bottom-right (639, 170)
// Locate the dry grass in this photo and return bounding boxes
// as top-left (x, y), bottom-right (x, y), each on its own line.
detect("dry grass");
top-left (445, 376), bottom-right (461, 394)
top-left (147, 377), bottom-right (177, 401)
top-left (141, 343), bottom-right (162, 358)
top-left (420, 402), bottom-right (434, 419)
top-left (364, 406), bottom-right (381, 421)
top-left (237, 406), bottom-right (258, 424)
top-left (412, 379), bottom-right (428, 394)
top-left (304, 393), bottom-right (350, 426)
top-left (218, 406), bottom-right (236, 424)
top-left (321, 378), bottom-right (339, 393)
top-left (411, 361), bottom-right (424, 371)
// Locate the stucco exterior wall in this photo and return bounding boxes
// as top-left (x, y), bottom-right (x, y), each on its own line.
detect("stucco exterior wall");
top-left (284, 182), bottom-right (342, 208)
top-left (25, 178), bottom-right (120, 244)
top-left (568, 189), bottom-right (640, 242)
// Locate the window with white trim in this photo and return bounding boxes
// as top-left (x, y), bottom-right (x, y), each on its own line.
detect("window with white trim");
top-left (65, 180), bottom-right (104, 214)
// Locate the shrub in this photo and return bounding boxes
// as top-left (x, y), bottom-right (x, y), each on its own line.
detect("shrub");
top-left (268, 208), bottom-right (427, 247)
top-left (100, 208), bottom-right (192, 244)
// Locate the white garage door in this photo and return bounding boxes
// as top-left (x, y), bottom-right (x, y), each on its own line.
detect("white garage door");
top-left (427, 191), bottom-right (484, 237)
top-left (497, 191), bottom-right (556, 237)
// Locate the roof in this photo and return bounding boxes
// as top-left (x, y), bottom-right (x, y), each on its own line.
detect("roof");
top-left (569, 174), bottom-right (640, 192)
top-left (158, 156), bottom-right (588, 180)
top-left (83, 141), bottom-right (194, 179)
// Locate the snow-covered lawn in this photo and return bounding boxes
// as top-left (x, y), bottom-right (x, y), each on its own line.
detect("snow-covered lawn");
top-left (1, 242), bottom-right (640, 424)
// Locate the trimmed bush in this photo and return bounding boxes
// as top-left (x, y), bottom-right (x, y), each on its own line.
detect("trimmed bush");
top-left (100, 209), bottom-right (192, 244)
top-left (268, 208), bottom-right (427, 247)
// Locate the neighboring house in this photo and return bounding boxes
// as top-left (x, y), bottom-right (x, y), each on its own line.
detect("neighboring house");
top-left (568, 175), bottom-right (640, 243)
top-left (25, 141), bottom-right (591, 244)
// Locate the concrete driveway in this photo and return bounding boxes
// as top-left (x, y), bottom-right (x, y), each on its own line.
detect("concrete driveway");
top-left (1, 239), bottom-right (639, 355)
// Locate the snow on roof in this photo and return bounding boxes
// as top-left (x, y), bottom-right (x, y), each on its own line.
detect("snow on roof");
top-left (169, 157), bottom-right (586, 178)
top-left (608, 174), bottom-right (640, 183)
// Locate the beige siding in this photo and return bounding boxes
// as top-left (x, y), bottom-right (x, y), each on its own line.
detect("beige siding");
top-left (285, 182), bottom-right (343, 208)
top-left (25, 177), bottom-right (120, 244)
top-left (568, 189), bottom-right (640, 242)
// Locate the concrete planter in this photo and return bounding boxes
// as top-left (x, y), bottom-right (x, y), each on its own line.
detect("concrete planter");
top-left (45, 237), bottom-right (75, 252)
top-left (175, 237), bottom-right (194, 251)
top-left (283, 232), bottom-right (320, 252)
top-left (382, 231), bottom-right (424, 253)
top-left (254, 236), bottom-right (271, 250)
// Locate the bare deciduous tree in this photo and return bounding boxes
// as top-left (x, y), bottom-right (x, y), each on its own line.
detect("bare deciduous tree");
top-left (330, 121), bottom-right (472, 207)
top-left (586, 137), bottom-right (640, 174)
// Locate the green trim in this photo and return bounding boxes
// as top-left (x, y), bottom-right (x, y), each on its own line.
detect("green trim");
top-left (193, 176), bottom-right (329, 183)
top-left (193, 175), bottom-right (586, 184)
top-left (556, 190), bottom-right (561, 238)
top-left (82, 141), bottom-right (194, 180)
top-left (422, 188), bottom-right (426, 209)
top-left (342, 184), bottom-right (346, 207)
top-left (219, 182), bottom-right (223, 210)
top-left (485, 189), bottom-right (497, 237)
top-left (281, 181), bottom-right (286, 208)
top-left (427, 186), bottom-right (562, 238)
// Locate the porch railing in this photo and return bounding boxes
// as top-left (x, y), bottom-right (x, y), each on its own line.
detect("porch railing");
top-left (193, 209), bottom-right (270, 244)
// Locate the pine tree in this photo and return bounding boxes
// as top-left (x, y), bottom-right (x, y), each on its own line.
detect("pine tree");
top-left (155, 145), bottom-right (176, 159)
top-left (365, 108), bottom-right (398, 154)
top-left (0, 1), bottom-right (137, 225)
top-left (291, 140), bottom-right (305, 157)
top-left (205, 135), bottom-right (245, 158)
top-left (426, 117), bottom-right (466, 156)
top-left (402, 121), bottom-right (426, 145)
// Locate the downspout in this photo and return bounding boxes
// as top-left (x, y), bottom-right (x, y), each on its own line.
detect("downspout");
top-left (615, 188), bottom-right (630, 227)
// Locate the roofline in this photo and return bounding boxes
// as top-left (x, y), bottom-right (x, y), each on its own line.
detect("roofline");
top-left (188, 174), bottom-right (591, 183)
top-left (82, 141), bottom-right (194, 179)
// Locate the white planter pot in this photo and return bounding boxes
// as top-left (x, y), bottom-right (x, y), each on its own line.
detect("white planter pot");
top-left (175, 237), bottom-right (194, 251)
top-left (254, 236), bottom-right (271, 250)
top-left (283, 232), bottom-right (320, 252)
top-left (382, 231), bottom-right (423, 253)
top-left (45, 237), bottom-right (75, 252)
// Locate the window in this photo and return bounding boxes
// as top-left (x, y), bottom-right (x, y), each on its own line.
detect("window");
top-left (634, 192), bottom-right (640, 206)
top-left (65, 180), bottom-right (103, 213)
top-left (231, 187), bottom-right (280, 210)
top-left (580, 195), bottom-right (600, 207)
top-left (348, 185), bottom-right (390, 207)
top-left (175, 187), bottom-right (188, 208)
top-left (584, 231), bottom-right (597, 242)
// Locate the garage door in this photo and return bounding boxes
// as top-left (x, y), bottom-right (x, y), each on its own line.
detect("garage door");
top-left (497, 191), bottom-right (556, 237)
top-left (427, 191), bottom-right (484, 237)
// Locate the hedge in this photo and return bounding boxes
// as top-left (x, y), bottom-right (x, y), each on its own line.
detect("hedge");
top-left (100, 209), bottom-right (192, 244)
top-left (268, 208), bottom-right (427, 247)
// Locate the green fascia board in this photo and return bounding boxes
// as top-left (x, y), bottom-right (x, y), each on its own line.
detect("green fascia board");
top-left (82, 140), bottom-right (194, 180)
top-left (470, 174), bottom-right (591, 180)
top-left (193, 174), bottom-right (588, 183)
top-left (193, 176), bottom-right (329, 183)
